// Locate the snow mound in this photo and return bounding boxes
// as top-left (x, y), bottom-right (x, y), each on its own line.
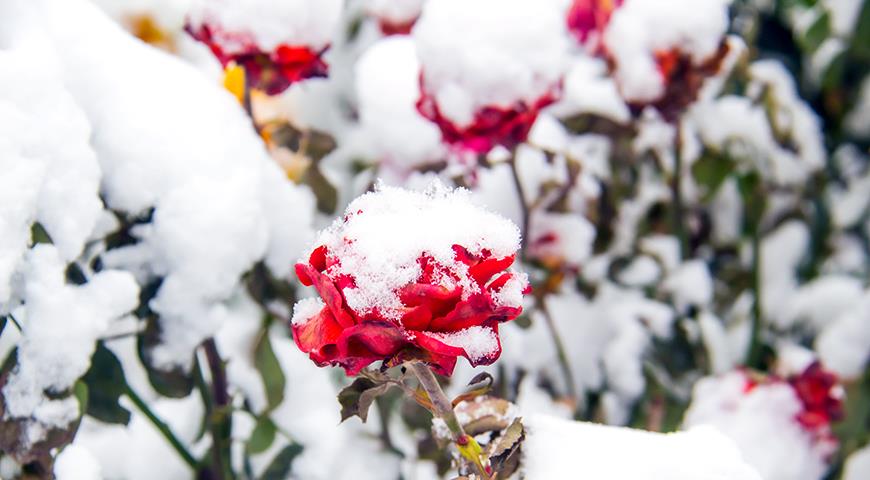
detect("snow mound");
top-left (523, 414), bottom-right (761, 479)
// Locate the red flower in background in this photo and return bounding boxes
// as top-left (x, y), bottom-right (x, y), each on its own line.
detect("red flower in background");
top-left (566, 0), bottom-right (623, 50)
top-left (789, 361), bottom-right (844, 432)
top-left (292, 243), bottom-right (528, 376)
top-left (185, 23), bottom-right (328, 95)
top-left (416, 79), bottom-right (558, 154)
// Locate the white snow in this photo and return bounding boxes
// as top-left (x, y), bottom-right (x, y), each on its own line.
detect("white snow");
top-left (683, 371), bottom-right (833, 480)
top-left (307, 181), bottom-right (522, 320)
top-left (523, 414), bottom-right (762, 479)
top-left (844, 444), bottom-right (870, 480)
top-left (291, 297), bottom-right (326, 326)
top-left (55, 444), bottom-right (103, 480)
top-left (351, 36), bottom-right (443, 172)
top-left (3, 246), bottom-right (139, 445)
top-left (412, 0), bottom-right (569, 126)
top-left (186, 0), bottom-right (343, 51)
top-left (428, 326), bottom-right (500, 363)
top-left (7, 0), bottom-right (316, 368)
top-left (603, 0), bottom-right (730, 102)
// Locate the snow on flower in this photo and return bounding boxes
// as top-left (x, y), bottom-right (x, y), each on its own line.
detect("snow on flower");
top-left (291, 181), bottom-right (529, 375)
top-left (364, 0), bottom-right (425, 36)
top-left (683, 364), bottom-right (844, 480)
top-left (185, 0), bottom-right (342, 94)
top-left (575, 0), bottom-right (733, 119)
top-left (412, 0), bottom-right (570, 154)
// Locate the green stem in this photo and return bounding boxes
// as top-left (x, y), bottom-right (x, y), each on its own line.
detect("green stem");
top-left (124, 384), bottom-right (197, 469)
top-left (746, 229), bottom-right (764, 368)
top-left (202, 338), bottom-right (233, 480)
top-left (507, 156), bottom-right (531, 256)
top-left (670, 129), bottom-right (689, 259)
top-left (409, 362), bottom-right (464, 441)
top-left (540, 303), bottom-right (577, 402)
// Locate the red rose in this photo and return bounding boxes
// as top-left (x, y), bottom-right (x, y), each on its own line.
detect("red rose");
top-left (416, 76), bottom-right (558, 154)
top-left (290, 185), bottom-right (529, 376)
top-left (789, 361), bottom-right (844, 431)
top-left (185, 22), bottom-right (328, 95)
top-left (566, 0), bottom-right (623, 49)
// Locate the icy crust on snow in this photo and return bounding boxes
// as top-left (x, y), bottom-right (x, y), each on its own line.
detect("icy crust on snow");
top-left (522, 414), bottom-right (761, 479)
top-left (310, 181), bottom-right (522, 320)
top-left (683, 371), bottom-right (832, 480)
top-left (412, 0), bottom-right (569, 126)
top-left (186, 0), bottom-right (342, 51)
top-left (603, 0), bottom-right (730, 102)
top-left (352, 36), bottom-right (443, 171)
top-left (22, 0), bottom-right (317, 368)
top-left (3, 246), bottom-right (139, 445)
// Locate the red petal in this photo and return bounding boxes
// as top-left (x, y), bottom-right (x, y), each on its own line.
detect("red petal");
top-left (296, 263), bottom-right (355, 328)
top-left (428, 294), bottom-right (494, 332)
top-left (469, 255), bottom-right (515, 285)
top-left (335, 322), bottom-right (409, 375)
top-left (292, 307), bottom-right (343, 364)
top-left (294, 262), bottom-right (313, 286)
top-left (309, 245), bottom-right (328, 272)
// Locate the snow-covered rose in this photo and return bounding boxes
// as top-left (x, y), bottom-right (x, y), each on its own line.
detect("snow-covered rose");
top-left (291, 182), bottom-right (529, 375)
top-left (185, 0), bottom-right (342, 94)
top-left (413, 0), bottom-right (570, 154)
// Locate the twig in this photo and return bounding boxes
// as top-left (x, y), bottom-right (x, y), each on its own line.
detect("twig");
top-left (538, 302), bottom-right (577, 402)
top-left (124, 384), bottom-right (198, 469)
top-left (507, 156), bottom-right (531, 255)
top-left (6, 313), bottom-right (22, 332)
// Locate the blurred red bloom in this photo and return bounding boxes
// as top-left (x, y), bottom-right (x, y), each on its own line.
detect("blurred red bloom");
top-left (416, 78), bottom-right (557, 154)
top-left (185, 22), bottom-right (328, 95)
top-left (789, 361), bottom-right (844, 431)
top-left (566, 0), bottom-right (623, 50)
top-left (292, 244), bottom-right (529, 376)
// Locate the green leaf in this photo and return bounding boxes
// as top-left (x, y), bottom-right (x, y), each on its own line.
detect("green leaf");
top-left (30, 222), bottom-right (53, 245)
top-left (74, 381), bottom-right (89, 416)
top-left (247, 416), bottom-right (277, 455)
top-left (137, 316), bottom-right (194, 398)
top-left (259, 444), bottom-right (304, 480)
top-left (254, 329), bottom-right (286, 412)
top-left (800, 11), bottom-right (830, 53)
top-left (691, 152), bottom-right (734, 201)
top-left (337, 377), bottom-right (396, 423)
top-left (0, 317), bottom-right (6, 339)
top-left (82, 342), bottom-right (131, 425)
top-left (302, 165), bottom-right (338, 214)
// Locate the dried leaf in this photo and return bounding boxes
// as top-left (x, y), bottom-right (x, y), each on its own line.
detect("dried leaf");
top-left (337, 377), bottom-right (397, 423)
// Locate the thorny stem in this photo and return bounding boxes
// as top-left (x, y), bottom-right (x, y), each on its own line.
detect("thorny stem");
top-left (124, 383), bottom-right (198, 470)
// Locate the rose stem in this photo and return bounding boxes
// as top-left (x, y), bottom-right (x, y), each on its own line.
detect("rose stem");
top-left (201, 338), bottom-right (233, 480)
top-left (409, 362), bottom-right (465, 440)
